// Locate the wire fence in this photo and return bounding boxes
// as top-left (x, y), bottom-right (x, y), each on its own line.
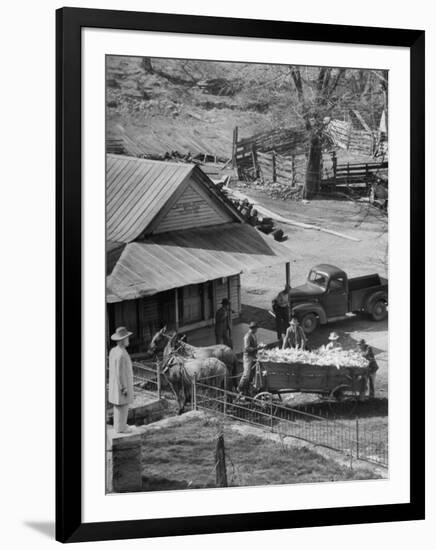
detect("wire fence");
top-left (193, 374), bottom-right (388, 468)
top-left (131, 363), bottom-right (387, 468)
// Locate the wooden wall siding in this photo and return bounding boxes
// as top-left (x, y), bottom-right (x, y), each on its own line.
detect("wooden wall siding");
top-left (110, 299), bottom-right (141, 351)
top-left (140, 296), bottom-right (160, 344)
top-left (153, 180), bottom-right (234, 234)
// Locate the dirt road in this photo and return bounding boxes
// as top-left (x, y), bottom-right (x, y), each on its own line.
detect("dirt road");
top-left (239, 188), bottom-right (388, 397)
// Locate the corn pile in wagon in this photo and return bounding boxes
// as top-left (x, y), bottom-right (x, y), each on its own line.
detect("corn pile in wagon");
top-left (257, 347), bottom-right (368, 369)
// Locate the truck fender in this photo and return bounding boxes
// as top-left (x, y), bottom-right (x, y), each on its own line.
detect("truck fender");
top-left (292, 303), bottom-right (328, 324)
top-left (365, 290), bottom-right (388, 313)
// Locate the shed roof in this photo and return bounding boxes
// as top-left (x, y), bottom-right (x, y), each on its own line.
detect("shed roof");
top-left (107, 224), bottom-right (293, 303)
top-left (106, 154), bottom-right (242, 243)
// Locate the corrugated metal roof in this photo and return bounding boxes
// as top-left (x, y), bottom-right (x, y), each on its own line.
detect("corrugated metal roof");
top-left (107, 155), bottom-right (194, 243)
top-left (107, 224), bottom-right (293, 303)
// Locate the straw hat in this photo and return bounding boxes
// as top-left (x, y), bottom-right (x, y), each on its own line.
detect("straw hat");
top-left (328, 332), bottom-right (339, 341)
top-left (111, 326), bottom-right (133, 341)
top-left (248, 321), bottom-right (258, 329)
top-left (290, 317), bottom-right (299, 325)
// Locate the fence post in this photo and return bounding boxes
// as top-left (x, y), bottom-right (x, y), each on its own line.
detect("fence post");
top-left (356, 418), bottom-right (360, 459)
top-left (270, 400), bottom-right (274, 432)
top-left (291, 155), bottom-right (296, 186)
top-left (251, 144), bottom-right (258, 179)
top-left (332, 151), bottom-right (337, 186)
top-left (232, 126), bottom-right (238, 169)
top-left (272, 151), bottom-right (277, 183)
top-left (223, 373), bottom-right (227, 415)
top-left (192, 375), bottom-right (197, 411)
top-left (156, 362), bottom-right (161, 400)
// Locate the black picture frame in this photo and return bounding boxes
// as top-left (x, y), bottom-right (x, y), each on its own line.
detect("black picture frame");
top-left (56, 7), bottom-right (425, 543)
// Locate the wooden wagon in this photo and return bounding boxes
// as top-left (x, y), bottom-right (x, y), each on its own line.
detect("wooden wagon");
top-left (253, 360), bottom-right (368, 407)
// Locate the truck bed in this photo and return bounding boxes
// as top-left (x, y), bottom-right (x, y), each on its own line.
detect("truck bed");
top-left (348, 274), bottom-right (388, 312)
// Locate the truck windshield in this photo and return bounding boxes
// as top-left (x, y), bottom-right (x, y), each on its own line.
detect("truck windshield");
top-left (308, 270), bottom-right (327, 289)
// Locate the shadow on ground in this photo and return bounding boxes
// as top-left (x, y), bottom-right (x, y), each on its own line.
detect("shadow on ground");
top-left (24, 521), bottom-right (54, 538)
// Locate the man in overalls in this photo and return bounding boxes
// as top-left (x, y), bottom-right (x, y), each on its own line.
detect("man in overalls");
top-left (238, 321), bottom-right (260, 395)
top-left (358, 339), bottom-right (379, 398)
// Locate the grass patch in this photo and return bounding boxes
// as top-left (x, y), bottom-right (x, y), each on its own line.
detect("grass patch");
top-left (141, 416), bottom-right (380, 491)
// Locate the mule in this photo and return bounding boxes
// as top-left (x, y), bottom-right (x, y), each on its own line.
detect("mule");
top-left (163, 333), bottom-right (240, 390)
top-left (163, 354), bottom-right (227, 414)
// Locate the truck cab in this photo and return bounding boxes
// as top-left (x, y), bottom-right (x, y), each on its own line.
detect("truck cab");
top-left (290, 264), bottom-right (388, 334)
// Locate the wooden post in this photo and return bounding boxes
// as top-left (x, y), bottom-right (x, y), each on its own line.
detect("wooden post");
top-left (332, 151), bottom-right (337, 185)
top-left (272, 151), bottom-right (277, 183)
top-left (285, 262), bottom-right (291, 287)
top-left (192, 374), bottom-right (197, 411)
top-left (251, 144), bottom-right (258, 179)
top-left (223, 373), bottom-right (227, 415)
top-left (215, 432), bottom-right (228, 487)
top-left (232, 126), bottom-right (239, 169)
top-left (156, 362), bottom-right (161, 400)
top-left (291, 155), bottom-right (296, 186)
top-left (174, 288), bottom-right (179, 330)
top-left (356, 418), bottom-right (360, 459)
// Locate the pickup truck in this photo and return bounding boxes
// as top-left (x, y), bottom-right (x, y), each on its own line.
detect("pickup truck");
top-left (290, 264), bottom-right (388, 334)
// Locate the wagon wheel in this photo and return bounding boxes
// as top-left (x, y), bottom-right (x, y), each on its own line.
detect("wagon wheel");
top-left (329, 385), bottom-right (358, 416)
top-left (254, 392), bottom-right (277, 413)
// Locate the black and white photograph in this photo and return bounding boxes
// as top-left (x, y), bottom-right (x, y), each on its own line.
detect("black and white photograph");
top-left (105, 55), bottom-right (390, 493)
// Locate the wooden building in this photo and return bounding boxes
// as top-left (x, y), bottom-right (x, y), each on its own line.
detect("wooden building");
top-left (106, 154), bottom-right (292, 352)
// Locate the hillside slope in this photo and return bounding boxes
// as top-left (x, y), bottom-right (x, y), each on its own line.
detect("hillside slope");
top-left (106, 56), bottom-right (385, 160)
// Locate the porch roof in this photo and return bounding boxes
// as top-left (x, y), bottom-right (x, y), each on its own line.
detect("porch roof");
top-left (107, 223), bottom-right (294, 303)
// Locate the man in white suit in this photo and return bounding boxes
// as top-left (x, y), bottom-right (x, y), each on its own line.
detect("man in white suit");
top-left (108, 326), bottom-right (134, 433)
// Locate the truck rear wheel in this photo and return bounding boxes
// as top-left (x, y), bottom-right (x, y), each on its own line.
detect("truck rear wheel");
top-left (300, 312), bottom-right (318, 334)
top-left (371, 300), bottom-right (387, 321)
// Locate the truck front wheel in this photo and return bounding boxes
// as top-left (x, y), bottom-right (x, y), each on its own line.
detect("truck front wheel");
top-left (371, 300), bottom-right (387, 321)
top-left (300, 312), bottom-right (319, 334)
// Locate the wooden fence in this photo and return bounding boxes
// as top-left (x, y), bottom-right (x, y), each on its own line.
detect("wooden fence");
top-left (322, 154), bottom-right (388, 188)
top-left (233, 126), bottom-right (308, 182)
top-left (325, 119), bottom-right (377, 157)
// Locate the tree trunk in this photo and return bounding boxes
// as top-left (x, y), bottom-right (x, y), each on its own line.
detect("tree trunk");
top-left (303, 133), bottom-right (323, 199)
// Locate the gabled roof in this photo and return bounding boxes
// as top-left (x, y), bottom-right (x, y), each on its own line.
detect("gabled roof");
top-left (106, 154), bottom-right (242, 243)
top-left (107, 224), bottom-right (294, 303)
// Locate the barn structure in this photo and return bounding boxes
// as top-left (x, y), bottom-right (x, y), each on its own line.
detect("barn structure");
top-left (106, 154), bottom-right (292, 352)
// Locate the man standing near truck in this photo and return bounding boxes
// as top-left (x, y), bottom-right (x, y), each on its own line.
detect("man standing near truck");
top-left (272, 283), bottom-right (291, 342)
top-left (238, 321), bottom-right (261, 395)
top-left (358, 339), bottom-right (379, 398)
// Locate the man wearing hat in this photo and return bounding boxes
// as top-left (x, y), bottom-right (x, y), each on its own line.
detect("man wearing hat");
top-left (238, 321), bottom-right (261, 394)
top-left (214, 298), bottom-right (232, 347)
top-left (272, 284), bottom-right (291, 343)
top-left (108, 326), bottom-right (134, 433)
top-left (358, 339), bottom-right (378, 398)
top-left (282, 317), bottom-right (307, 350)
top-left (326, 332), bottom-right (341, 351)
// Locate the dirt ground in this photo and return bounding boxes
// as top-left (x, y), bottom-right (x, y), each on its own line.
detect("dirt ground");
top-left (236, 187), bottom-right (389, 400)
